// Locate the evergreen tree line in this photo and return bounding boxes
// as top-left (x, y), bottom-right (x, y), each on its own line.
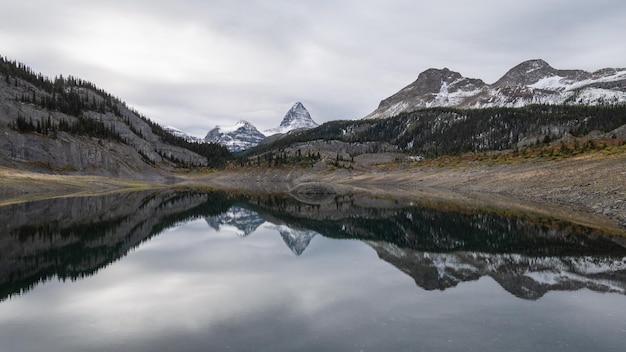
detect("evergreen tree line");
top-left (237, 148), bottom-right (323, 167)
top-left (9, 113), bottom-right (123, 142)
top-left (247, 105), bottom-right (626, 158)
top-left (393, 105), bottom-right (626, 156)
top-left (1, 56), bottom-right (122, 118)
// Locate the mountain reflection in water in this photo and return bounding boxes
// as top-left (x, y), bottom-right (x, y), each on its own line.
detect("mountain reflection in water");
top-left (1, 189), bottom-right (625, 302)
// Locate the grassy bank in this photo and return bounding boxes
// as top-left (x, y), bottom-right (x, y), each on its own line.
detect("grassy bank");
top-left (0, 167), bottom-right (163, 206)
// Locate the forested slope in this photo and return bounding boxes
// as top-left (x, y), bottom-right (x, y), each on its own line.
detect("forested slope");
top-left (0, 56), bottom-right (230, 177)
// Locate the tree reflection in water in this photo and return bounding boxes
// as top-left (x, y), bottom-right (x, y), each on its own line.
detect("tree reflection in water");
top-left (1, 189), bottom-right (625, 301)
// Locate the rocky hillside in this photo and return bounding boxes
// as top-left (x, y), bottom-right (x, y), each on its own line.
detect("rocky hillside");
top-left (0, 57), bottom-right (230, 178)
top-left (366, 59), bottom-right (626, 119)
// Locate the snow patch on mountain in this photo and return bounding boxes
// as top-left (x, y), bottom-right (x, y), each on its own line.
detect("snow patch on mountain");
top-left (265, 102), bottom-right (319, 135)
top-left (365, 59), bottom-right (626, 119)
top-left (204, 120), bottom-right (266, 152)
top-left (569, 87), bottom-right (626, 105)
top-left (200, 102), bottom-right (319, 151)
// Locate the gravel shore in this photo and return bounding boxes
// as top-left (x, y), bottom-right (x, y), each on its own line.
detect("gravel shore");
top-left (2, 151), bottom-right (625, 234)
top-left (190, 151), bottom-right (626, 233)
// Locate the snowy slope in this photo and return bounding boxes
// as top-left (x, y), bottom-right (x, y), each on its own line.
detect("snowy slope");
top-left (365, 59), bottom-right (626, 119)
top-left (204, 120), bottom-right (266, 152)
top-left (200, 102), bottom-right (318, 151)
top-left (264, 102), bottom-right (319, 135)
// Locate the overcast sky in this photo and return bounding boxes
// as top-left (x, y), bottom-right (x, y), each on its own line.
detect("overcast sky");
top-left (1, 0), bottom-right (625, 136)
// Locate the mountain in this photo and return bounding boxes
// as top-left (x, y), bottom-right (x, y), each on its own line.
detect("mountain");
top-left (0, 56), bottom-right (230, 176)
top-left (204, 120), bottom-right (266, 152)
top-left (365, 59), bottom-right (626, 119)
top-left (204, 102), bottom-right (318, 152)
top-left (264, 102), bottom-right (319, 135)
top-left (164, 126), bottom-right (204, 144)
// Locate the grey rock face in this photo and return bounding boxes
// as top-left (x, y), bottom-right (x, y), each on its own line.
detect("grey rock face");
top-left (0, 74), bottom-right (209, 178)
top-left (203, 102), bottom-right (319, 151)
top-left (366, 59), bottom-right (626, 119)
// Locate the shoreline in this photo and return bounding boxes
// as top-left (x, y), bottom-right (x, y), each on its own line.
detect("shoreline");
top-left (0, 167), bottom-right (165, 206)
top-left (186, 151), bottom-right (626, 234)
top-left (2, 152), bottom-right (625, 234)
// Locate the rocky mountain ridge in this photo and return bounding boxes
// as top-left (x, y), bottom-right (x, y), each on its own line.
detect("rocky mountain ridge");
top-left (366, 59), bottom-right (626, 119)
top-left (203, 120), bottom-right (266, 152)
top-left (264, 102), bottom-right (319, 135)
top-left (203, 102), bottom-right (318, 152)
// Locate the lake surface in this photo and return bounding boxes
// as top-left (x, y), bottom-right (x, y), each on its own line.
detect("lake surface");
top-left (1, 189), bottom-right (625, 351)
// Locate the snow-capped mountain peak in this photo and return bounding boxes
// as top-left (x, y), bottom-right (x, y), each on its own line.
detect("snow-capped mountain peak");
top-left (264, 102), bottom-right (319, 135)
top-left (204, 120), bottom-right (266, 152)
top-left (365, 59), bottom-right (626, 119)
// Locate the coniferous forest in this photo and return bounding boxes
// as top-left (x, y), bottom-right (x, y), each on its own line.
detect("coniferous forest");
top-left (246, 104), bottom-right (626, 158)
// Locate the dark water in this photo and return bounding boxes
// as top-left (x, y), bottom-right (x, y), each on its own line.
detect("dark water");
top-left (0, 189), bottom-right (625, 352)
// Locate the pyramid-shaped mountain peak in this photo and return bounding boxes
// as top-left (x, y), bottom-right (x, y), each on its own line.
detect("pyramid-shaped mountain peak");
top-left (265, 102), bottom-right (319, 135)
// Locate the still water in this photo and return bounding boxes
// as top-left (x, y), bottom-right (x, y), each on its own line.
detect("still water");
top-left (0, 189), bottom-right (625, 351)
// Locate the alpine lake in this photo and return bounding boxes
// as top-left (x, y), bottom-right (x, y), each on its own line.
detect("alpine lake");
top-left (0, 188), bottom-right (625, 352)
